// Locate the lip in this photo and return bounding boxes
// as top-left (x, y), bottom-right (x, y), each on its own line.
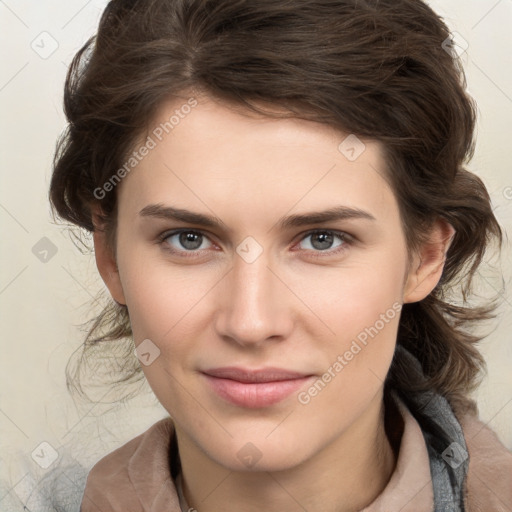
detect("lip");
top-left (201, 367), bottom-right (314, 408)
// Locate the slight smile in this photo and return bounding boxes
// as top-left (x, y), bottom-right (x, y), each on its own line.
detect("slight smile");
top-left (201, 367), bottom-right (316, 408)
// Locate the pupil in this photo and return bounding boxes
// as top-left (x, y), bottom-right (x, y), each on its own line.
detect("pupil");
top-left (314, 232), bottom-right (332, 250)
top-left (181, 232), bottom-right (201, 249)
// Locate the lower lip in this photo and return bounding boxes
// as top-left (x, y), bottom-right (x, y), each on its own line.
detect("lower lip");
top-left (202, 374), bottom-right (313, 408)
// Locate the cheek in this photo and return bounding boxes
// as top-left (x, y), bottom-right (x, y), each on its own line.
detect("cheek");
top-left (298, 265), bottom-right (403, 424)
top-left (116, 237), bottom-right (210, 341)
top-left (296, 248), bottom-right (406, 397)
top-left (117, 257), bottom-right (204, 412)
top-left (297, 251), bottom-right (406, 340)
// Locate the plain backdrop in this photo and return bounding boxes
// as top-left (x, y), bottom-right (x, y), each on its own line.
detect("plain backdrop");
top-left (1, 0), bottom-right (511, 508)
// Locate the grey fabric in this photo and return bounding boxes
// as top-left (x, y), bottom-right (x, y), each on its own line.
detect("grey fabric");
top-left (0, 454), bottom-right (87, 512)
top-left (391, 345), bottom-right (469, 512)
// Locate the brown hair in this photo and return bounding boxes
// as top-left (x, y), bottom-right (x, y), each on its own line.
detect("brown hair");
top-left (50, 0), bottom-right (503, 413)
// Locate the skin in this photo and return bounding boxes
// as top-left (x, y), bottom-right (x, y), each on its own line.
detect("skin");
top-left (93, 92), bottom-right (455, 512)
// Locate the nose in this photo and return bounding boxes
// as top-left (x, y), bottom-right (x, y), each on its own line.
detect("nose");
top-left (213, 250), bottom-right (294, 349)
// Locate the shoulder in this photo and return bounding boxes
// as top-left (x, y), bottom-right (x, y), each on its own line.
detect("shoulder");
top-left (80, 418), bottom-right (175, 512)
top-left (460, 411), bottom-right (512, 512)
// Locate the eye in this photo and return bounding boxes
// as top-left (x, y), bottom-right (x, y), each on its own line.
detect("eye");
top-left (294, 229), bottom-right (352, 257)
top-left (158, 229), bottom-right (215, 257)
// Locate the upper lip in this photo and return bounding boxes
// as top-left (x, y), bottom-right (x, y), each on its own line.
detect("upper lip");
top-left (202, 367), bottom-right (312, 383)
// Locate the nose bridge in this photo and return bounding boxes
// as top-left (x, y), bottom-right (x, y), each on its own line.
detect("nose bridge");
top-left (216, 247), bottom-right (292, 344)
top-left (233, 249), bottom-right (273, 302)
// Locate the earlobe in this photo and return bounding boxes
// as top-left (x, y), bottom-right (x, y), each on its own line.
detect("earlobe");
top-left (91, 206), bottom-right (126, 306)
top-left (403, 219), bottom-right (456, 304)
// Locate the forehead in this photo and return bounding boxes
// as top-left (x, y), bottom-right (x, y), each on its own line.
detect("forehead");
top-left (117, 95), bottom-right (399, 226)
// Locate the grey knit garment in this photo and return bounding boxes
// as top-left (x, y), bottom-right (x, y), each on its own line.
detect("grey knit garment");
top-left (391, 344), bottom-right (469, 511)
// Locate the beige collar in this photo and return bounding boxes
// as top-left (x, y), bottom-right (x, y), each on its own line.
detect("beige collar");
top-left (81, 394), bottom-right (512, 512)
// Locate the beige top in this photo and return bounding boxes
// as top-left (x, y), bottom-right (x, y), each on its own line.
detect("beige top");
top-left (81, 397), bottom-right (512, 512)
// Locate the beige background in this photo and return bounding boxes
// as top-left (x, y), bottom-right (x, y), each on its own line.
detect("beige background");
top-left (0, 0), bottom-right (511, 508)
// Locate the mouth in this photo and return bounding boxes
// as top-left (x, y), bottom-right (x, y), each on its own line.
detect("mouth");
top-left (201, 367), bottom-right (315, 408)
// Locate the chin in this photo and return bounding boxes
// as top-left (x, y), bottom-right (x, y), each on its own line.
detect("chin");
top-left (195, 430), bottom-right (317, 474)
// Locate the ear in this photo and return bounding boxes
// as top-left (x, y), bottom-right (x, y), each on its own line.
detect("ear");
top-left (403, 218), bottom-right (456, 304)
top-left (91, 205), bottom-right (126, 306)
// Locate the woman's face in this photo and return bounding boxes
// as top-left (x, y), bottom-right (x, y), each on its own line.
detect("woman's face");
top-left (99, 93), bottom-right (438, 472)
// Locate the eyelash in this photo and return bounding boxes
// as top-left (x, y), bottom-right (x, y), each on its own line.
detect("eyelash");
top-left (156, 228), bottom-right (354, 259)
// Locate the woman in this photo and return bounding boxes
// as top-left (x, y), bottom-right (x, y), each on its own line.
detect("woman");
top-left (50, 0), bottom-right (512, 510)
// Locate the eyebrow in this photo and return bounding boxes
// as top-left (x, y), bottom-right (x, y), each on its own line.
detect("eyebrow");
top-left (139, 204), bottom-right (376, 231)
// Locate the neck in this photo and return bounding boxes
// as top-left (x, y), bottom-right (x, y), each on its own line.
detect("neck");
top-left (176, 392), bottom-right (396, 512)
